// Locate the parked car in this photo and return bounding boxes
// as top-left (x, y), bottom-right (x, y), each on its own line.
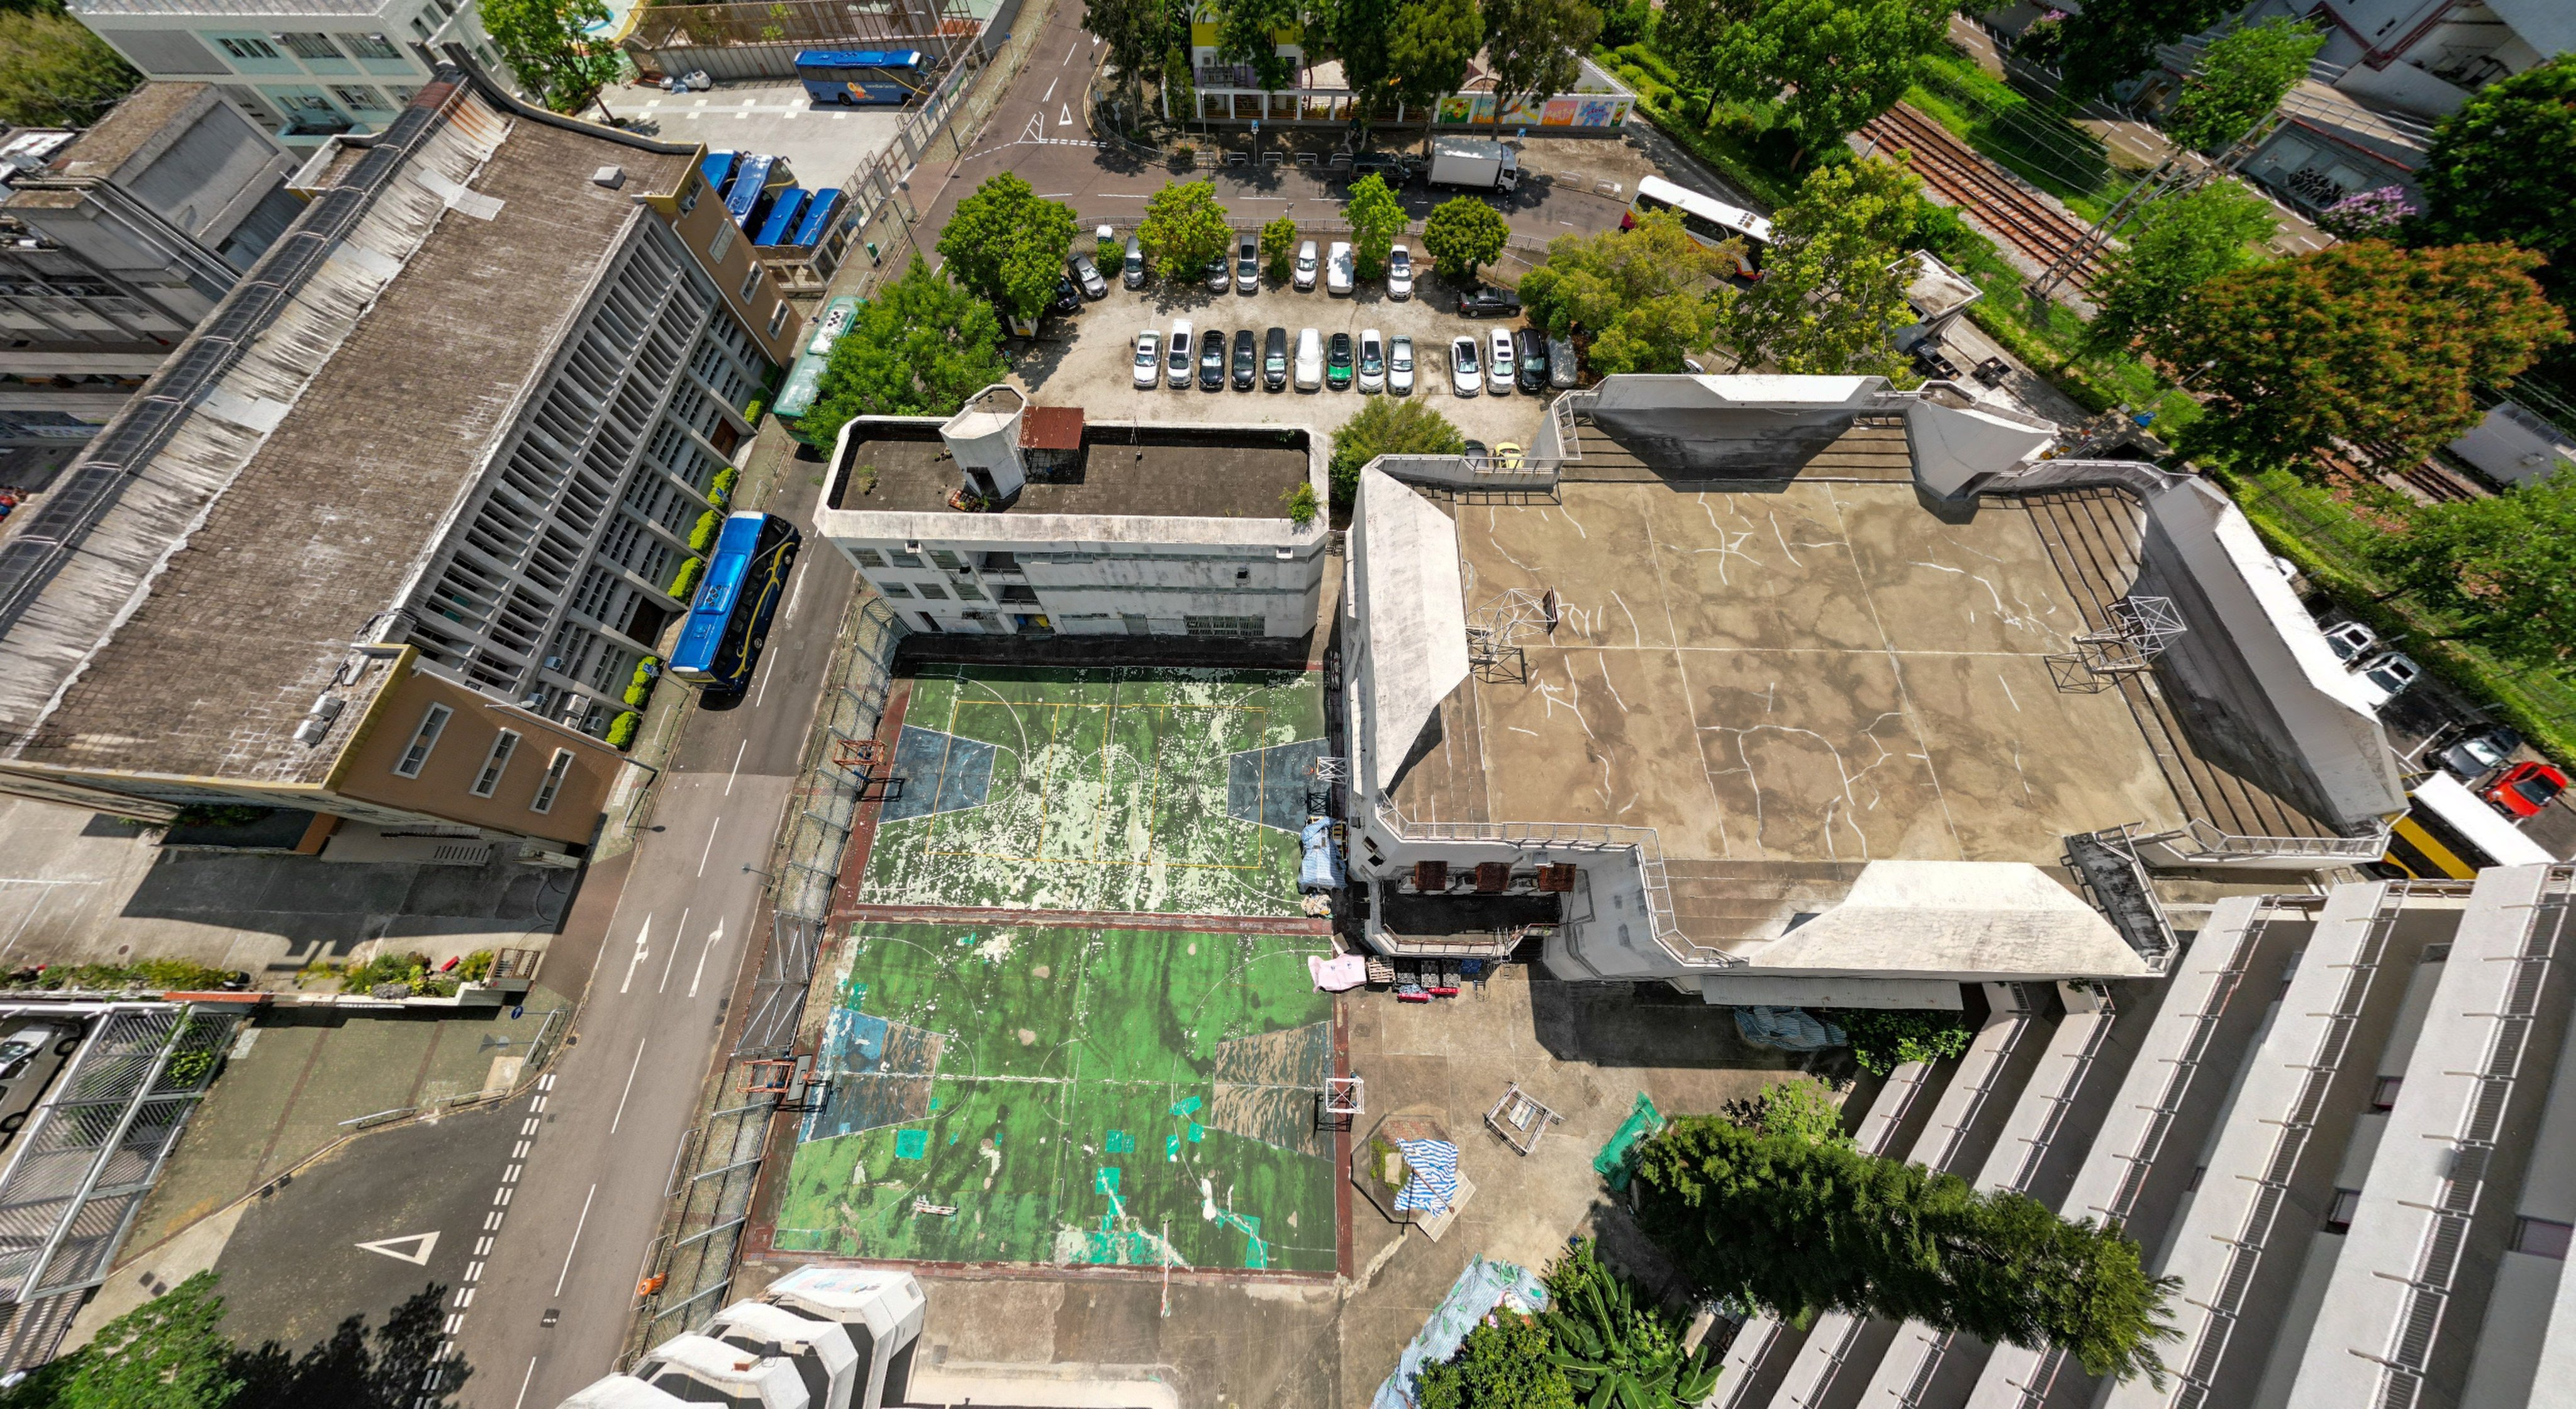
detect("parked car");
top-left (1461, 438), bottom-right (1490, 467)
top-left (1294, 240), bottom-right (1319, 292)
top-left (1514, 328), bottom-right (1548, 393)
top-left (0, 1023), bottom-right (57, 1081)
top-left (1122, 235), bottom-right (1146, 289)
top-left (1327, 242), bottom-right (1354, 296)
top-left (1493, 441), bottom-right (1524, 471)
top-left (1358, 329), bottom-right (1385, 393)
top-left (1051, 273), bottom-right (1082, 315)
top-left (1388, 245), bottom-right (1413, 300)
top-left (1236, 233), bottom-right (1259, 294)
top-left (1457, 284), bottom-right (1522, 317)
top-left (2485, 760), bottom-right (2568, 818)
top-left (1070, 253), bottom-right (1108, 299)
top-left (1264, 326), bottom-right (1290, 391)
top-left (1389, 334), bottom-right (1415, 395)
top-left (1200, 327), bottom-right (1227, 389)
top-left (1132, 329), bottom-right (1161, 388)
top-left (1547, 333), bottom-right (1578, 389)
top-left (1295, 327), bottom-right (1324, 390)
top-left (2351, 650), bottom-right (2423, 709)
top-left (1486, 327), bottom-right (1515, 394)
top-left (2321, 619), bottom-right (2378, 663)
top-left (1449, 335), bottom-right (1480, 396)
top-left (1327, 331), bottom-right (1354, 389)
top-left (1205, 255), bottom-right (1230, 292)
top-left (2431, 723), bottom-right (2519, 784)
top-left (1232, 328), bottom-right (1257, 389)
top-left (1166, 318), bottom-right (1194, 388)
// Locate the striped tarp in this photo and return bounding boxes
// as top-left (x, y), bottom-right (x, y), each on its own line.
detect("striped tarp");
top-left (1394, 1138), bottom-right (1459, 1213)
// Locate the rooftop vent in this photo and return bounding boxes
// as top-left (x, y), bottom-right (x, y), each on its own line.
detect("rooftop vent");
top-left (292, 694), bottom-right (345, 747)
top-left (592, 165), bottom-right (626, 189)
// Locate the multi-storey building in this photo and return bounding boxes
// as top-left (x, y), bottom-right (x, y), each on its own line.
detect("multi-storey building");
top-left (0, 82), bottom-right (300, 445)
top-left (0, 60), bottom-right (803, 851)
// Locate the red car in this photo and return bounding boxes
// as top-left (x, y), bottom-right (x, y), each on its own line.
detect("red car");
top-left (2484, 760), bottom-right (2568, 818)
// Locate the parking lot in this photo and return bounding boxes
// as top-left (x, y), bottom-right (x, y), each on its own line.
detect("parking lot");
top-left (1013, 252), bottom-right (1553, 450)
top-left (596, 80), bottom-right (908, 194)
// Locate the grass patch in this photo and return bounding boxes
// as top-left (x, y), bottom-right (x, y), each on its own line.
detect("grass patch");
top-left (1904, 50), bottom-right (2121, 225)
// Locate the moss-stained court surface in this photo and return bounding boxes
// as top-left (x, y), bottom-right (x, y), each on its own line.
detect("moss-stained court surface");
top-left (861, 666), bottom-right (1327, 916)
top-left (772, 922), bottom-right (1337, 1272)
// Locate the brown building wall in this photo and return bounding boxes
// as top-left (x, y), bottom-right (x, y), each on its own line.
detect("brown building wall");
top-left (328, 657), bottom-right (621, 845)
top-left (652, 164), bottom-right (806, 371)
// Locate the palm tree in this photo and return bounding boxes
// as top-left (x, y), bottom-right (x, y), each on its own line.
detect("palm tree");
top-left (1539, 1245), bottom-right (1721, 1409)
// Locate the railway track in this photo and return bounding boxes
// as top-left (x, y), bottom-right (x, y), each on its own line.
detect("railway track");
top-left (1862, 102), bottom-right (2107, 287)
top-left (2319, 440), bottom-right (2490, 506)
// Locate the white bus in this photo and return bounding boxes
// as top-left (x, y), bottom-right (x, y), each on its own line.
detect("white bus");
top-left (1624, 175), bottom-right (1773, 278)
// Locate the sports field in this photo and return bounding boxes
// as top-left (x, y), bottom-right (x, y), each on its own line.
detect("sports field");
top-left (861, 666), bottom-right (1327, 916)
top-left (771, 922), bottom-right (1337, 1272)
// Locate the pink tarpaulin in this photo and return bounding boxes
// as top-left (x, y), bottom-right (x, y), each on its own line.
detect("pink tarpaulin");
top-left (1309, 953), bottom-right (1368, 991)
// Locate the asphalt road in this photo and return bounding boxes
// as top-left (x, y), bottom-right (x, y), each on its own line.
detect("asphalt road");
top-left (451, 467), bottom-right (856, 1409)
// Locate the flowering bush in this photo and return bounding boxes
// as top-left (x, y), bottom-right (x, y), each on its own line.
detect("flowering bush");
top-left (2316, 185), bottom-right (2415, 240)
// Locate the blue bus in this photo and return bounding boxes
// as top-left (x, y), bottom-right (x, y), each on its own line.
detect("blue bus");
top-left (670, 513), bottom-right (802, 694)
top-left (795, 49), bottom-right (929, 106)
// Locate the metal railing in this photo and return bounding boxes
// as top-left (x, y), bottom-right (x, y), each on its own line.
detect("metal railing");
top-left (2172, 816), bottom-right (2388, 862)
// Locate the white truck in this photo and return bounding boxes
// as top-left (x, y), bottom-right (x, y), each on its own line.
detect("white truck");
top-left (1427, 138), bottom-right (1521, 192)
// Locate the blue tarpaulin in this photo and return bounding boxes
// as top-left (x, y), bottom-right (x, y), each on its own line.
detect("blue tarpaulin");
top-left (1393, 1139), bottom-right (1458, 1213)
top-left (1298, 817), bottom-right (1345, 890)
top-left (1369, 1256), bottom-right (1549, 1409)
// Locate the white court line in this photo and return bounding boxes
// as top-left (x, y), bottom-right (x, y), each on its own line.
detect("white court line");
top-left (610, 1038), bottom-right (649, 1135)
top-left (555, 1183), bottom-right (598, 1296)
top-left (697, 817), bottom-right (722, 876)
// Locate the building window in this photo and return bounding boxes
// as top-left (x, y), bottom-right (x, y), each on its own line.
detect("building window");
top-left (393, 703), bottom-right (453, 777)
top-left (954, 583), bottom-right (987, 601)
top-left (739, 266), bottom-right (763, 301)
top-left (346, 30), bottom-right (401, 57)
top-left (1185, 615), bottom-right (1264, 637)
top-left (2368, 1076), bottom-right (2403, 1113)
top-left (928, 549), bottom-right (964, 570)
top-left (2324, 1188), bottom-right (2361, 1235)
top-left (850, 548), bottom-right (885, 567)
top-left (766, 300), bottom-right (789, 337)
top-left (889, 550), bottom-right (923, 568)
top-left (470, 730), bottom-right (521, 797)
top-left (2514, 1217), bottom-right (2575, 1260)
top-left (217, 36), bottom-right (279, 59)
top-left (678, 179), bottom-right (699, 215)
top-left (999, 584), bottom-right (1039, 604)
top-left (879, 582), bottom-right (915, 598)
top-left (332, 84), bottom-right (388, 110)
top-left (530, 749), bottom-right (574, 813)
top-left (708, 219), bottom-right (735, 264)
top-left (915, 582), bottom-right (949, 600)
top-left (276, 31), bottom-right (344, 59)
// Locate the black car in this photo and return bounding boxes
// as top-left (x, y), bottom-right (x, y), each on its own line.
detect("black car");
top-left (1351, 153), bottom-right (1413, 181)
top-left (1514, 327), bottom-right (1549, 393)
top-left (1457, 286), bottom-right (1523, 317)
top-left (1232, 328), bottom-right (1257, 389)
top-left (1461, 438), bottom-right (1491, 468)
top-left (1069, 253), bottom-right (1108, 299)
top-left (1051, 274), bottom-right (1081, 314)
top-left (1263, 326), bottom-right (1290, 391)
top-left (1200, 328), bottom-right (1227, 389)
top-left (2432, 723), bottom-right (2521, 783)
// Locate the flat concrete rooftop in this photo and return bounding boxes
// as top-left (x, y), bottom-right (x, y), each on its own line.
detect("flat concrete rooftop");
top-left (1388, 467), bottom-right (2327, 947)
top-left (830, 423), bottom-right (1308, 520)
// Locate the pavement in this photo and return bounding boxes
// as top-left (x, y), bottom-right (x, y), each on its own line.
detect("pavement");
top-left (594, 81), bottom-right (910, 198)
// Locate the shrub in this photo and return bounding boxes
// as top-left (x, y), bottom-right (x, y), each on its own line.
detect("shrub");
top-left (458, 950), bottom-right (498, 982)
top-left (337, 950), bottom-right (433, 994)
top-left (1282, 482), bottom-right (1319, 527)
top-left (16, 958), bottom-right (233, 993)
top-left (671, 556), bottom-right (705, 601)
top-left (1822, 1007), bottom-right (1975, 1073)
top-left (710, 465), bottom-right (740, 507)
top-left (688, 509), bottom-right (722, 553)
top-left (169, 803), bottom-right (272, 830)
top-left (742, 396), bottom-right (766, 424)
top-left (1330, 399), bottom-right (1465, 508)
top-left (606, 711), bottom-right (641, 749)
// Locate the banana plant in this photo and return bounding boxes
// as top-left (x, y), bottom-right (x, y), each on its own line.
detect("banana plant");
top-left (1539, 1249), bottom-right (1722, 1409)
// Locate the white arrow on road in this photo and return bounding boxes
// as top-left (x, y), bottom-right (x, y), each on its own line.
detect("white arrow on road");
top-left (620, 915), bottom-right (651, 994)
top-left (688, 917), bottom-right (728, 999)
top-left (355, 1232), bottom-right (439, 1266)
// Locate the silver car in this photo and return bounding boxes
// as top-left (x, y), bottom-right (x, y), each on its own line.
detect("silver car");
top-left (1389, 335), bottom-right (1415, 395)
top-left (1449, 335), bottom-right (1480, 396)
top-left (1235, 234), bottom-right (1259, 294)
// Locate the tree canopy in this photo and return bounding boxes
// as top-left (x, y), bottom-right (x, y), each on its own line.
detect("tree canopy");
top-left (1517, 210), bottom-right (1732, 375)
top-left (2144, 240), bottom-right (2568, 473)
top-left (2161, 18), bottom-right (2324, 154)
top-left (1722, 157), bottom-right (1922, 377)
top-left (2049, 0), bottom-right (2233, 103)
top-left (0, 1271), bottom-right (239, 1409)
top-left (1478, 0), bottom-right (1603, 133)
top-left (1260, 214), bottom-right (1300, 281)
top-left (1317, 0), bottom-right (1402, 132)
top-left (2414, 54), bottom-right (2576, 301)
top-left (1083, 0), bottom-right (1173, 91)
top-left (1651, 0), bottom-right (1751, 123)
top-left (2369, 473), bottom-right (2576, 670)
top-left (1632, 1117), bottom-right (2180, 1383)
top-left (1414, 1313), bottom-right (1576, 1409)
top-left (801, 257), bottom-right (1009, 448)
top-left (1687, 0), bottom-right (1948, 161)
top-left (1344, 173), bottom-right (1407, 278)
top-left (1217, 0), bottom-right (1303, 90)
top-left (1137, 179), bottom-right (1234, 281)
top-left (1422, 196), bottom-right (1510, 281)
top-left (1385, 0), bottom-right (1483, 124)
top-left (937, 174), bottom-right (1079, 322)
top-left (1331, 398), bottom-right (1464, 505)
top-left (481, 0), bottom-right (621, 111)
top-left (0, 6), bottom-right (136, 128)
top-left (2085, 180), bottom-right (2277, 350)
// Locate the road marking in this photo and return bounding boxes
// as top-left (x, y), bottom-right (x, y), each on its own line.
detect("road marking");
top-left (511, 1357), bottom-right (540, 1409)
top-left (555, 1183), bottom-right (598, 1296)
top-left (485, 1211), bottom-right (504, 1231)
top-left (498, 1186), bottom-right (514, 1206)
top-left (1064, 41), bottom-right (1077, 65)
top-left (454, 1288), bottom-right (476, 1308)
top-left (1041, 76), bottom-right (1056, 103)
top-left (466, 1261), bottom-right (484, 1281)
top-left (659, 906), bottom-right (691, 991)
top-left (539, 1073), bottom-right (556, 1091)
top-left (688, 918), bottom-right (727, 999)
top-left (726, 739), bottom-right (746, 796)
top-left (531, 1094), bottom-right (547, 1113)
top-left (355, 1232), bottom-right (440, 1265)
top-left (621, 915), bottom-right (651, 994)
top-left (754, 644), bottom-right (781, 708)
top-left (476, 1237), bottom-right (494, 1256)
top-left (512, 1140), bottom-right (530, 1159)
top-left (781, 554), bottom-right (808, 625)
top-left (445, 1314), bottom-right (463, 1335)
top-left (521, 1118), bottom-right (539, 1136)
top-left (1060, 103), bottom-right (1074, 128)
top-left (610, 1037), bottom-right (649, 1135)
top-left (698, 818), bottom-right (722, 876)
top-left (504, 1164), bottom-right (522, 1184)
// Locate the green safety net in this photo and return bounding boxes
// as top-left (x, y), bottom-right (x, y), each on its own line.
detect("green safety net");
top-left (1592, 1091), bottom-right (1664, 1191)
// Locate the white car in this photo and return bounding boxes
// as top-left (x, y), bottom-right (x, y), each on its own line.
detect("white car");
top-left (1449, 335), bottom-right (1480, 396)
top-left (1389, 334), bottom-right (1415, 395)
top-left (1486, 328), bottom-right (1515, 394)
top-left (1166, 318), bottom-right (1193, 389)
top-left (1295, 327), bottom-right (1324, 391)
top-left (1132, 330), bottom-right (1161, 389)
top-left (1358, 329), bottom-right (1385, 393)
top-left (2321, 619), bottom-right (2378, 663)
top-left (1326, 241), bottom-right (1354, 296)
top-left (1293, 240), bottom-right (1319, 292)
top-left (1388, 245), bottom-right (1413, 300)
top-left (2352, 650), bottom-right (2423, 710)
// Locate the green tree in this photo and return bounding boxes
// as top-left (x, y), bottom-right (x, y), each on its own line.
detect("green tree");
top-left (1633, 1118), bottom-right (2180, 1383)
top-left (1161, 43), bottom-right (1198, 119)
top-left (937, 174), bottom-right (1079, 323)
top-left (2414, 55), bottom-right (2576, 301)
top-left (1537, 1242), bottom-right (1720, 1409)
top-left (800, 257), bottom-right (1009, 448)
top-left (1415, 1313), bottom-right (1576, 1409)
top-left (1721, 157), bottom-right (1921, 377)
top-left (1422, 196), bottom-right (1510, 281)
top-left (1652, 0), bottom-right (1751, 124)
top-left (1478, 0), bottom-right (1603, 137)
top-left (2368, 473), bottom-right (2576, 669)
top-left (2051, 0), bottom-right (2233, 103)
top-left (1317, 0), bottom-right (1402, 138)
top-left (0, 1271), bottom-right (240, 1409)
top-left (2161, 18), bottom-right (2324, 153)
top-left (1084, 0), bottom-right (1173, 97)
top-left (1344, 172), bottom-right (1407, 279)
top-left (1518, 210), bottom-right (1731, 372)
top-left (1137, 179), bottom-right (1234, 281)
top-left (1385, 0), bottom-right (1482, 135)
top-left (0, 7), bottom-right (135, 128)
top-left (1694, 0), bottom-right (1948, 164)
top-left (2084, 180), bottom-right (2277, 350)
top-left (2144, 240), bottom-right (2568, 473)
top-left (480, 0), bottom-right (621, 111)
top-left (1261, 214), bottom-right (1300, 281)
top-left (1725, 1078), bottom-right (1849, 1145)
top-left (1820, 1008), bottom-right (1974, 1074)
top-left (1331, 398), bottom-right (1464, 505)
top-left (1218, 0), bottom-right (1303, 90)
